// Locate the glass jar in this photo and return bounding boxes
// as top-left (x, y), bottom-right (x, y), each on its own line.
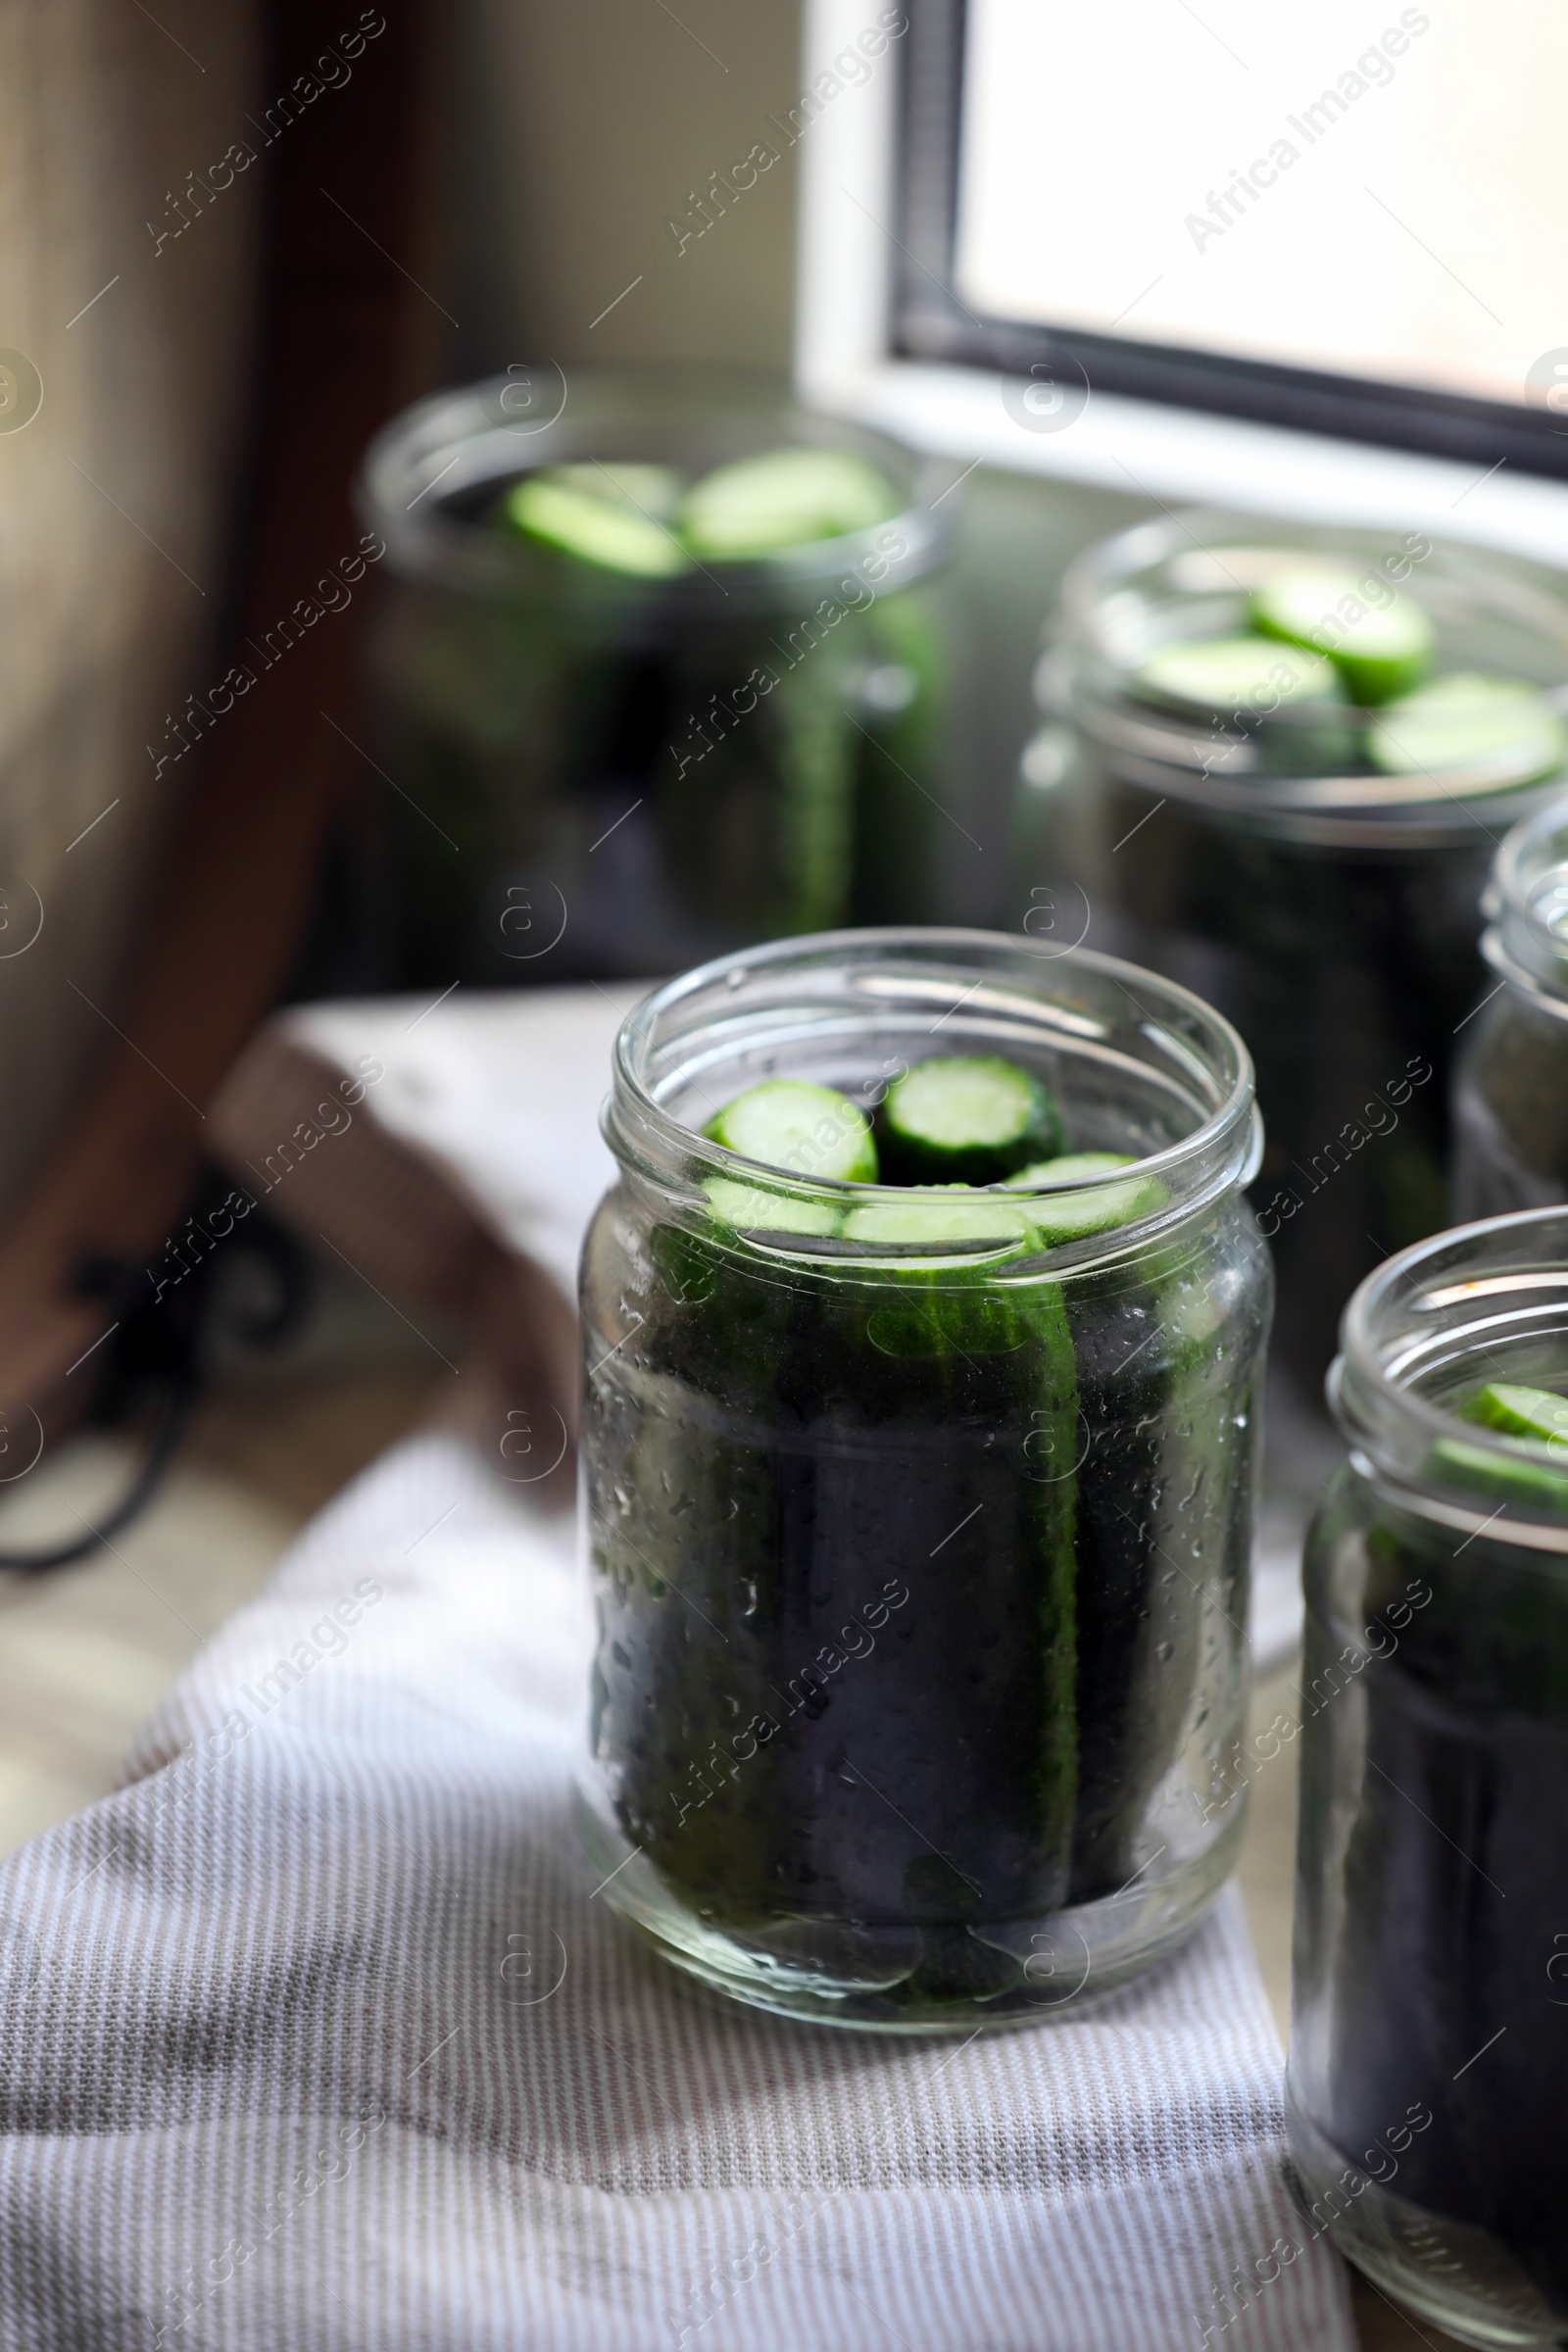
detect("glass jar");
top-left (577, 928), bottom-right (1272, 2031)
top-left (1288, 1207), bottom-right (1568, 2343)
top-left (354, 371), bottom-right (949, 988)
top-left (1016, 513), bottom-right (1568, 1415)
top-left (1454, 793), bottom-right (1568, 1219)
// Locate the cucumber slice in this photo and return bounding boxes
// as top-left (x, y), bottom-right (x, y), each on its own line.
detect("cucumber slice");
top-left (1253, 564), bottom-right (1435, 705)
top-left (543, 462), bottom-right (682, 519)
top-left (879, 1055), bottom-right (1063, 1186)
top-left (502, 466), bottom-right (690, 578)
top-left (1132, 636), bottom-right (1340, 715)
top-left (841, 1191), bottom-right (1032, 1250)
top-left (1429, 1437), bottom-right (1568, 1515)
top-left (679, 448), bottom-right (898, 560)
top-left (1004, 1152), bottom-right (1166, 1244)
top-left (1458, 1380), bottom-right (1568, 1452)
top-left (704, 1178), bottom-right (841, 1237)
top-left (705, 1078), bottom-right (878, 1183)
top-left (1368, 673), bottom-right (1568, 783)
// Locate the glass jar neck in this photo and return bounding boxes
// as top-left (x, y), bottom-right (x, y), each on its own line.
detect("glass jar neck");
top-left (1332, 1207), bottom-right (1568, 1547)
top-left (1482, 792), bottom-right (1568, 1019)
top-left (355, 368), bottom-right (948, 614)
top-left (605, 928), bottom-right (1260, 1269)
top-left (1051, 511), bottom-right (1568, 849)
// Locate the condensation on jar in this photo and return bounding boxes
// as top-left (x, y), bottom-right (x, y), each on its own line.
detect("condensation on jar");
top-left (575, 927), bottom-right (1273, 2033)
top-left (1288, 1206), bottom-right (1568, 2344)
top-left (1453, 791), bottom-right (1568, 1220)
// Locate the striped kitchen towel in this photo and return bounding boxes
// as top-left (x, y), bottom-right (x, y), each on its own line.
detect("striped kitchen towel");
top-left (0, 1432), bottom-right (1352, 2350)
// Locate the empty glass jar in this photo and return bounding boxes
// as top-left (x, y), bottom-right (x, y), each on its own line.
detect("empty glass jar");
top-left (576, 929), bottom-right (1272, 2029)
top-left (1016, 514), bottom-right (1568, 1414)
top-left (1453, 792), bottom-right (1568, 1219)
top-left (355, 372), bottom-right (949, 987)
top-left (1289, 1206), bottom-right (1568, 2343)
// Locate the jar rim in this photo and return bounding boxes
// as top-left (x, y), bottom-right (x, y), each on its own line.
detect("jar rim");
top-left (354, 367), bottom-right (950, 612)
top-left (605, 927), bottom-right (1260, 1267)
top-left (1051, 510), bottom-right (1568, 845)
top-left (1334, 1205), bottom-right (1568, 1544)
top-left (1481, 786), bottom-right (1568, 1010)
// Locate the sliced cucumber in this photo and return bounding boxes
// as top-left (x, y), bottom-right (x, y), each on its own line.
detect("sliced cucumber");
top-left (1132, 636), bottom-right (1340, 716)
top-left (704, 1178), bottom-right (841, 1237)
top-left (1429, 1437), bottom-right (1568, 1515)
top-left (842, 1191), bottom-right (1032, 1250)
top-left (1253, 564), bottom-right (1434, 705)
top-left (544, 462), bottom-right (682, 519)
top-left (1458, 1380), bottom-right (1568, 1452)
top-left (879, 1055), bottom-right (1063, 1186)
top-left (679, 448), bottom-right (898, 560)
top-left (1368, 673), bottom-right (1567, 783)
top-left (502, 465), bottom-right (689, 578)
top-left (1005, 1152), bottom-right (1166, 1244)
top-left (705, 1078), bottom-right (878, 1183)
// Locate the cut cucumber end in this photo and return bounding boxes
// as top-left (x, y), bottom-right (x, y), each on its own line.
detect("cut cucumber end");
top-left (703, 1178), bottom-right (842, 1237)
top-left (1429, 1435), bottom-right (1568, 1514)
top-left (1252, 564), bottom-right (1435, 706)
top-left (704, 1078), bottom-right (878, 1183)
top-left (880, 1054), bottom-right (1063, 1186)
top-left (1004, 1152), bottom-right (1166, 1244)
top-left (1368, 673), bottom-right (1568, 783)
top-left (679, 447), bottom-right (899, 560)
top-left (1132, 636), bottom-right (1341, 716)
top-left (502, 469), bottom-right (691, 578)
top-left (1457, 1380), bottom-right (1568, 1451)
top-left (841, 1190), bottom-right (1033, 1250)
top-left (1429, 1381), bottom-right (1568, 1511)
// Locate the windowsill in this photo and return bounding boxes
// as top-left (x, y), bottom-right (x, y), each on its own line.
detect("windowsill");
top-left (804, 356), bottom-right (1568, 571)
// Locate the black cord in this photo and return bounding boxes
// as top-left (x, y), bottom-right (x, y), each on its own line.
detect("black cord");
top-left (0, 1174), bottom-right (312, 1577)
top-left (0, 1381), bottom-right (193, 1573)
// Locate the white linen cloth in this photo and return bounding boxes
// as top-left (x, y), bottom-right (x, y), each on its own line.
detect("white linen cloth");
top-left (0, 1431), bottom-right (1353, 2350)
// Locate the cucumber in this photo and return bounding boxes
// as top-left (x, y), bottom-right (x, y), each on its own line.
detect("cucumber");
top-left (794, 1250), bottom-right (1081, 1956)
top-left (1132, 636), bottom-right (1340, 715)
top-left (502, 465), bottom-right (690, 578)
top-left (1427, 1378), bottom-right (1568, 1510)
top-left (1253, 564), bottom-right (1434, 705)
top-left (1428, 1438), bottom-right (1568, 1515)
top-left (705, 1078), bottom-right (878, 1183)
top-left (588, 1200), bottom-right (1081, 1971)
top-left (841, 1191), bottom-right (1033, 1249)
top-left (704, 1177), bottom-right (841, 1237)
top-left (879, 1055), bottom-right (1063, 1186)
top-left (1369, 673), bottom-right (1567, 782)
top-left (1005, 1152), bottom-right (1166, 1244)
top-left (679, 447), bottom-right (898, 560)
top-left (1459, 1379), bottom-right (1568, 1450)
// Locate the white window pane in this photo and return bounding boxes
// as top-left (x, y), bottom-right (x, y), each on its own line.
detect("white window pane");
top-left (955, 0), bottom-right (1568, 409)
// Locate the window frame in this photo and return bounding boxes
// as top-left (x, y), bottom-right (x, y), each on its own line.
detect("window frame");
top-left (888, 0), bottom-right (1568, 482)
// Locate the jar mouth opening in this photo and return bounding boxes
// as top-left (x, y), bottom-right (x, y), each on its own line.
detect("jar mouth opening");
top-left (1482, 788), bottom-right (1568, 1004)
top-left (1335, 1206), bottom-right (1568, 1541)
top-left (1052, 510), bottom-right (1568, 837)
top-left (355, 368), bottom-right (949, 611)
top-left (606, 928), bottom-right (1258, 1266)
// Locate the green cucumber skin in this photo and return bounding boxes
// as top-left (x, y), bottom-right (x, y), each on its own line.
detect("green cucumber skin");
top-left (585, 1194), bottom-right (1079, 1953)
top-left (1305, 1482), bottom-right (1568, 2314)
top-left (584, 1184), bottom-right (1268, 2007)
top-left (877, 1066), bottom-right (1065, 1189)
